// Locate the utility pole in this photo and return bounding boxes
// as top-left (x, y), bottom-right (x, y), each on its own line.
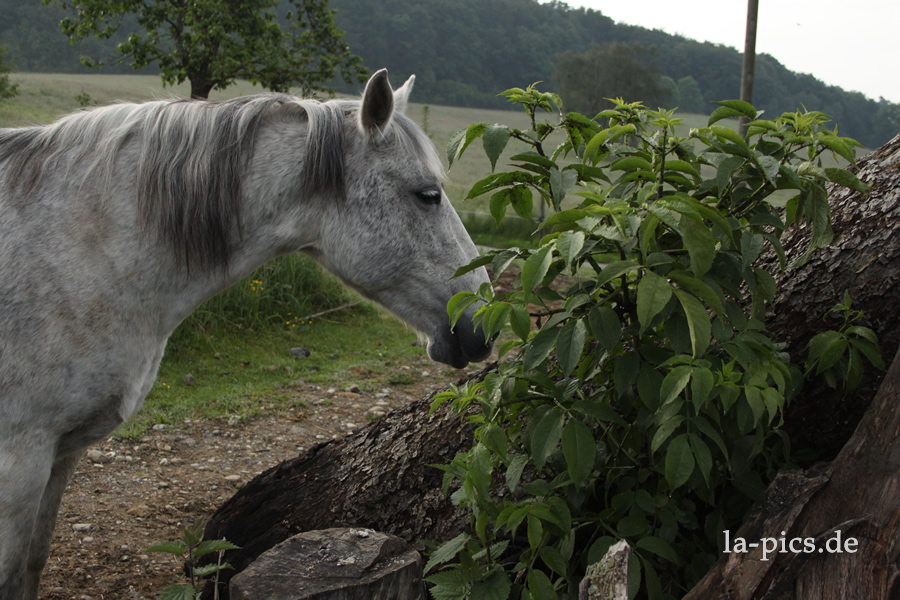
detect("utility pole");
top-left (739, 0), bottom-right (759, 136)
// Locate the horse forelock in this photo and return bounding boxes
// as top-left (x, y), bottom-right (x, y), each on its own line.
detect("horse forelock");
top-left (0, 94), bottom-right (351, 274)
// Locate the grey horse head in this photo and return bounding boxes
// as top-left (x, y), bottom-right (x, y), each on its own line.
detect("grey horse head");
top-left (307, 70), bottom-right (493, 367)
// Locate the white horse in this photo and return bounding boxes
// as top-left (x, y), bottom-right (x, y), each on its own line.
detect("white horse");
top-left (0, 70), bottom-right (492, 599)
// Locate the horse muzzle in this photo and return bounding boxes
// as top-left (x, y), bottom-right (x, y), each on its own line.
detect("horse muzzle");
top-left (428, 312), bottom-right (494, 369)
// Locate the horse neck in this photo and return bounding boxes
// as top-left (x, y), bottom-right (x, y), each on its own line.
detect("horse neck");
top-left (155, 124), bottom-right (325, 334)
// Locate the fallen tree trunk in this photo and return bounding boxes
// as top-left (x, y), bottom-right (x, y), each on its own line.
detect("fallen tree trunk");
top-left (684, 346), bottom-right (900, 599)
top-left (202, 369), bottom-right (491, 598)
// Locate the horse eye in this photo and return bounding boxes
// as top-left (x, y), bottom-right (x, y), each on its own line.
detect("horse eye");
top-left (415, 188), bottom-right (442, 205)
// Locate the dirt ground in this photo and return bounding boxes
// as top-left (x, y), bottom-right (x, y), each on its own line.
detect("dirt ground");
top-left (39, 366), bottom-right (468, 600)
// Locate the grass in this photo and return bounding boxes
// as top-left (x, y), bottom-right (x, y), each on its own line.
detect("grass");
top-left (118, 303), bottom-right (435, 438)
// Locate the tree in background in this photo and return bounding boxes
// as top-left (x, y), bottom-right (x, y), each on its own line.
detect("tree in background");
top-left (676, 76), bottom-right (706, 114)
top-left (0, 45), bottom-right (19, 100)
top-left (553, 42), bottom-right (673, 115)
top-left (43, 0), bottom-right (367, 99)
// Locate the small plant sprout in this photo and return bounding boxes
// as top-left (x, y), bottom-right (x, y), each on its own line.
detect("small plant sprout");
top-left (147, 518), bottom-right (240, 600)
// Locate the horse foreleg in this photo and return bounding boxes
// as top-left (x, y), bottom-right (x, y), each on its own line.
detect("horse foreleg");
top-left (0, 443), bottom-right (53, 600)
top-left (23, 453), bottom-right (81, 600)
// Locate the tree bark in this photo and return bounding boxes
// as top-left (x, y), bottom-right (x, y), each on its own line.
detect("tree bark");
top-left (201, 369), bottom-right (491, 598)
top-left (763, 131), bottom-right (900, 459)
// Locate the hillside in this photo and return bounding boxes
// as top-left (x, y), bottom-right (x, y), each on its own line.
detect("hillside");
top-left (0, 0), bottom-right (896, 147)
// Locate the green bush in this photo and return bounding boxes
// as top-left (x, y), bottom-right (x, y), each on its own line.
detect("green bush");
top-left (426, 85), bottom-right (880, 599)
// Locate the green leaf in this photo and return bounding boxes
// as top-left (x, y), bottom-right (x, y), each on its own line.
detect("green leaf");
top-left (489, 189), bottom-right (512, 224)
top-left (193, 539), bottom-right (240, 558)
top-left (193, 562), bottom-right (233, 577)
top-left (549, 166), bottom-right (578, 206)
top-left (447, 123), bottom-right (486, 167)
top-left (674, 289), bottom-right (712, 357)
top-left (573, 398), bottom-right (627, 427)
top-left (825, 167), bottom-right (870, 192)
top-left (530, 408), bottom-right (565, 470)
top-left (636, 271), bottom-right (673, 333)
top-left (617, 514), bottom-right (651, 537)
top-left (667, 271), bottom-right (724, 317)
top-left (710, 100), bottom-right (757, 120)
top-left (635, 535), bottom-right (681, 564)
top-left (447, 292), bottom-right (479, 328)
top-left (710, 125), bottom-right (749, 151)
top-left (506, 454), bottom-right (529, 493)
top-left (660, 365), bottom-right (692, 406)
top-left (818, 134), bottom-right (855, 162)
top-left (665, 433), bottom-right (695, 490)
top-left (521, 244), bottom-right (554, 294)
top-left (540, 546), bottom-right (568, 577)
top-left (147, 541), bottom-right (188, 555)
top-left (588, 305), bottom-right (621, 352)
top-left (557, 318), bottom-right (587, 376)
top-left (482, 124), bottom-right (511, 172)
top-left (664, 159), bottom-right (701, 180)
top-left (691, 367), bottom-right (715, 411)
top-left (849, 337), bottom-right (885, 370)
top-left (425, 533), bottom-right (470, 575)
top-left (509, 185), bottom-right (535, 220)
top-left (471, 566), bottom-right (511, 600)
top-left (482, 301), bottom-right (512, 341)
top-left (679, 214), bottom-right (716, 277)
top-left (689, 433), bottom-right (713, 485)
top-left (557, 230), bottom-right (585, 270)
top-left (610, 155), bottom-right (653, 171)
top-left (160, 585), bottom-right (197, 600)
top-left (523, 325), bottom-right (561, 371)
top-left (715, 156), bottom-right (744, 194)
top-left (527, 515), bottom-right (543, 552)
top-left (650, 415), bottom-right (685, 454)
top-left (817, 337), bottom-right (848, 374)
top-left (509, 304), bottom-right (532, 341)
top-left (562, 418), bottom-right (596, 486)
top-left (491, 248), bottom-right (522, 278)
top-left (468, 443), bottom-right (493, 499)
top-left (807, 330), bottom-right (842, 365)
top-left (527, 569), bottom-right (558, 600)
top-left (466, 171), bottom-right (536, 200)
top-left (596, 260), bottom-right (640, 287)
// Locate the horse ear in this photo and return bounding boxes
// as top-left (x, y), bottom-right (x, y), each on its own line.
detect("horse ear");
top-left (393, 75), bottom-right (415, 115)
top-left (360, 69), bottom-right (394, 133)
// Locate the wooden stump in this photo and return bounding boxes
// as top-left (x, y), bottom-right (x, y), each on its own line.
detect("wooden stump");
top-left (228, 528), bottom-right (424, 600)
top-left (579, 540), bottom-right (631, 600)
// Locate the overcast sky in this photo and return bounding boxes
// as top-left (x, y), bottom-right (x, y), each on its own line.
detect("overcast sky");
top-left (572, 1), bottom-right (899, 104)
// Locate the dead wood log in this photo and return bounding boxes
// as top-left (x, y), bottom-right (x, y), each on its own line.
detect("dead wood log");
top-left (201, 367), bottom-right (493, 598)
top-left (228, 528), bottom-right (423, 600)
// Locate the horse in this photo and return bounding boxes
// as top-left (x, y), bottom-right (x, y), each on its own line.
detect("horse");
top-left (0, 69), bottom-right (492, 599)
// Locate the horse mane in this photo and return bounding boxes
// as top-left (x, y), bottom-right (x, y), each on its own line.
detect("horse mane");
top-left (0, 94), bottom-right (348, 273)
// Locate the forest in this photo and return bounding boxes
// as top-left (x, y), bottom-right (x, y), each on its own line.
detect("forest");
top-left (0, 0), bottom-right (897, 148)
